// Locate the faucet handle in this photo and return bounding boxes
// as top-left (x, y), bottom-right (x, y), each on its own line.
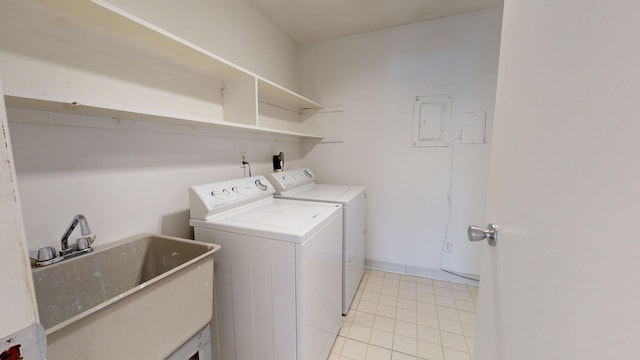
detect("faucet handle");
top-left (76, 235), bottom-right (96, 251)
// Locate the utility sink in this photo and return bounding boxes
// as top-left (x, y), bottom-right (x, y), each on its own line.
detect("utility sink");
top-left (31, 233), bottom-right (220, 360)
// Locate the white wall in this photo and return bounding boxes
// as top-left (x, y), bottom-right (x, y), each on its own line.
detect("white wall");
top-left (300, 8), bottom-right (502, 278)
top-left (9, 110), bottom-right (304, 251)
top-left (106, 0), bottom-right (300, 91)
top-left (4, 0), bottom-right (304, 252)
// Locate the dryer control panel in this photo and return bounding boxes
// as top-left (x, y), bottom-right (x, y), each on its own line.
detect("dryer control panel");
top-left (189, 176), bottom-right (275, 220)
top-left (266, 168), bottom-right (317, 193)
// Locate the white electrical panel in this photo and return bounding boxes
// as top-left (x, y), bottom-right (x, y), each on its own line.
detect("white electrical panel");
top-left (461, 111), bottom-right (487, 144)
top-left (412, 94), bottom-right (452, 147)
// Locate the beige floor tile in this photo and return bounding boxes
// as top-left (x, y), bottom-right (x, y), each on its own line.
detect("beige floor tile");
top-left (434, 287), bottom-right (454, 297)
top-left (392, 334), bottom-right (417, 356)
top-left (457, 311), bottom-right (476, 326)
top-left (332, 335), bottom-right (346, 354)
top-left (439, 318), bottom-right (464, 335)
top-left (340, 322), bottom-right (352, 337)
top-left (370, 329), bottom-right (394, 349)
top-left (373, 315), bottom-right (396, 333)
top-left (433, 280), bottom-right (451, 288)
top-left (341, 339), bottom-right (368, 360)
top-left (382, 285), bottom-right (400, 296)
top-left (348, 324), bottom-right (372, 343)
top-left (452, 290), bottom-right (473, 301)
top-left (436, 305), bottom-right (459, 320)
top-left (417, 293), bottom-right (437, 305)
top-left (397, 298), bottom-right (417, 311)
top-left (398, 288), bottom-right (417, 300)
top-left (455, 299), bottom-right (476, 312)
top-left (416, 283), bottom-right (435, 294)
top-left (441, 332), bottom-right (468, 352)
top-left (466, 337), bottom-right (474, 354)
top-left (436, 296), bottom-right (457, 308)
top-left (417, 301), bottom-right (437, 315)
top-left (399, 280), bottom-right (417, 290)
top-left (366, 282), bottom-right (383, 293)
top-left (376, 304), bottom-right (397, 318)
top-left (366, 344), bottom-right (393, 360)
top-left (395, 308), bottom-right (417, 324)
top-left (349, 299), bottom-right (361, 313)
top-left (379, 294), bottom-right (399, 307)
top-left (416, 312), bottom-right (439, 329)
top-left (400, 274), bottom-right (417, 282)
top-left (417, 325), bottom-right (442, 345)
top-left (391, 352), bottom-right (418, 360)
top-left (385, 272), bottom-right (401, 279)
top-left (353, 311), bottom-right (375, 327)
top-left (358, 300), bottom-right (378, 314)
top-left (362, 290), bottom-right (381, 303)
top-left (450, 283), bottom-right (469, 291)
top-left (370, 270), bottom-right (385, 277)
top-left (340, 270), bottom-right (478, 360)
top-left (343, 309), bottom-right (356, 323)
top-left (418, 340), bottom-right (444, 360)
top-left (394, 320), bottom-right (417, 338)
top-left (461, 322), bottom-right (476, 338)
top-left (471, 293), bottom-right (479, 303)
top-left (383, 278), bottom-right (400, 287)
top-left (416, 277), bottom-right (434, 285)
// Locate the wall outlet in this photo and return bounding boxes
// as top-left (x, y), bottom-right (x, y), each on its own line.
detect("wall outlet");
top-left (444, 241), bottom-right (453, 253)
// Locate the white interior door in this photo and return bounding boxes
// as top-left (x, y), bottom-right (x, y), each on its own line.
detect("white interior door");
top-left (474, 1), bottom-right (640, 359)
top-left (0, 77), bottom-right (45, 357)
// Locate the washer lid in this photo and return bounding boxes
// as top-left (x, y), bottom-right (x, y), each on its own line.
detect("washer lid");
top-left (190, 198), bottom-right (342, 243)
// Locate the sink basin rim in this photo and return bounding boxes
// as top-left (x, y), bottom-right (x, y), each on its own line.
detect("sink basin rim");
top-left (33, 233), bottom-right (220, 335)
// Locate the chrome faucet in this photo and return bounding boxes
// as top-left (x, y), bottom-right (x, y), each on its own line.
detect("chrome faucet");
top-left (60, 214), bottom-right (96, 256)
top-left (31, 214), bottom-right (97, 267)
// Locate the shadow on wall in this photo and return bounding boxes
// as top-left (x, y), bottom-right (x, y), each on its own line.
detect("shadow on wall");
top-left (160, 210), bottom-right (194, 240)
top-left (8, 115), bottom-right (308, 175)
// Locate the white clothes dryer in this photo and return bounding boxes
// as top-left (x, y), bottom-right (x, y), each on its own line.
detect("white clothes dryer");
top-left (189, 176), bottom-right (342, 360)
top-left (266, 168), bottom-right (366, 315)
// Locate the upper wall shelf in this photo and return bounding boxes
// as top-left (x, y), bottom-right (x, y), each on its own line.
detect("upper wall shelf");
top-left (0, 0), bottom-right (323, 138)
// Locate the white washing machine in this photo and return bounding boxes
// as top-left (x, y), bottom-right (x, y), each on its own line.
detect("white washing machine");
top-left (189, 176), bottom-right (342, 360)
top-left (266, 168), bottom-right (366, 315)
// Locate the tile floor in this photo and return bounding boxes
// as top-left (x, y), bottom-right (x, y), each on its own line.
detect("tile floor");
top-left (329, 269), bottom-right (479, 360)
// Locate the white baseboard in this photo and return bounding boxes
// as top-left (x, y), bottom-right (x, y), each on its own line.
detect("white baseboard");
top-left (365, 259), bottom-right (480, 286)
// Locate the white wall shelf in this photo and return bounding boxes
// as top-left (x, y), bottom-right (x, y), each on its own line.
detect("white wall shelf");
top-left (0, 0), bottom-right (323, 139)
top-left (5, 96), bottom-right (323, 140)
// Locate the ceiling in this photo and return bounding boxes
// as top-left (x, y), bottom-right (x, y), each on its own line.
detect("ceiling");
top-left (251, 0), bottom-right (504, 44)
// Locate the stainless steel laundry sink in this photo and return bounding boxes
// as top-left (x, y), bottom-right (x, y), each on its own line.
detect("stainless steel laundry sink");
top-left (32, 233), bottom-right (220, 360)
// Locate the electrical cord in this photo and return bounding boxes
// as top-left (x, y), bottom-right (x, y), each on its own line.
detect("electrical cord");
top-left (438, 134), bottom-right (479, 283)
top-left (242, 161), bottom-right (252, 177)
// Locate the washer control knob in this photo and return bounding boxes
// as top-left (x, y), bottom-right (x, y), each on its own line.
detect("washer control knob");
top-left (304, 169), bottom-right (313, 178)
top-left (255, 179), bottom-right (268, 191)
top-left (231, 186), bottom-right (239, 193)
top-left (222, 189), bottom-right (230, 196)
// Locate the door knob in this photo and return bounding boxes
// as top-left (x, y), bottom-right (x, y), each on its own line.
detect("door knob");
top-left (467, 223), bottom-right (498, 247)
